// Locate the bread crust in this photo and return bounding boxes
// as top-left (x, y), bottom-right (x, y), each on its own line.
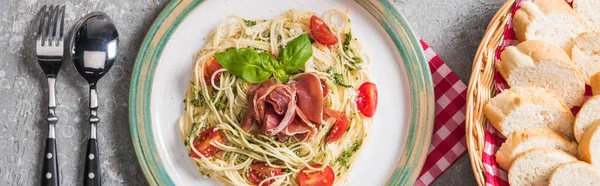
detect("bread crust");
top-left (591, 72), bottom-right (600, 96)
top-left (574, 96), bottom-right (600, 142)
top-left (483, 86), bottom-right (574, 137)
top-left (579, 121), bottom-right (600, 169)
top-left (514, 0), bottom-right (582, 41)
top-left (548, 161), bottom-right (600, 186)
top-left (495, 129), bottom-right (576, 170)
top-left (508, 148), bottom-right (578, 186)
top-left (497, 40), bottom-right (585, 107)
top-left (498, 40), bottom-right (575, 79)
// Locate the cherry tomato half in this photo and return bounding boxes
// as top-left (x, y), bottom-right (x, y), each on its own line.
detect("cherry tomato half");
top-left (325, 109), bottom-right (348, 143)
top-left (190, 127), bottom-right (224, 158)
top-left (356, 82), bottom-right (378, 117)
top-left (309, 15), bottom-right (338, 46)
top-left (247, 162), bottom-right (283, 185)
top-left (297, 164), bottom-right (335, 186)
top-left (203, 56), bottom-right (222, 86)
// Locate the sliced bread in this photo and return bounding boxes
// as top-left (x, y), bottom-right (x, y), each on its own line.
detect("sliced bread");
top-left (591, 72), bottom-right (600, 96)
top-left (514, 0), bottom-right (587, 52)
top-left (548, 161), bottom-right (600, 186)
top-left (573, 0), bottom-right (600, 32)
top-left (497, 40), bottom-right (585, 107)
top-left (495, 129), bottom-right (578, 170)
top-left (579, 121), bottom-right (600, 170)
top-left (571, 32), bottom-right (600, 84)
top-left (574, 96), bottom-right (600, 142)
top-left (483, 86), bottom-right (575, 138)
top-left (508, 148), bottom-right (578, 186)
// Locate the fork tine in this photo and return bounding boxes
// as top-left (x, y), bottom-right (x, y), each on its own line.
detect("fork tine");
top-left (46, 5), bottom-right (57, 46)
top-left (50, 5), bottom-right (62, 46)
top-left (41, 6), bottom-right (53, 46)
top-left (36, 5), bottom-right (47, 42)
top-left (58, 5), bottom-right (66, 41)
top-left (52, 5), bottom-right (63, 46)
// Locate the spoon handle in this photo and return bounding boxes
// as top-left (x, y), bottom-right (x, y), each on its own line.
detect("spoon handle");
top-left (42, 77), bottom-right (59, 186)
top-left (84, 87), bottom-right (101, 186)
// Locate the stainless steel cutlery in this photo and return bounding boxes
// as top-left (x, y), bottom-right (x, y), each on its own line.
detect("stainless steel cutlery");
top-left (35, 5), bottom-right (65, 186)
top-left (70, 12), bottom-right (119, 186)
top-left (35, 5), bottom-right (119, 186)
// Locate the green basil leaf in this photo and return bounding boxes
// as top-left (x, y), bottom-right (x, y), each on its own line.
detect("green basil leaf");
top-left (215, 48), bottom-right (272, 83)
top-left (259, 52), bottom-right (278, 73)
top-left (279, 34), bottom-right (313, 74)
top-left (273, 69), bottom-right (288, 83)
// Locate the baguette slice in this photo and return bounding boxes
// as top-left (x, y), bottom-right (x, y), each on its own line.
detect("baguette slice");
top-left (591, 72), bottom-right (600, 96)
top-left (483, 86), bottom-right (575, 138)
top-left (549, 161), bottom-right (600, 186)
top-left (573, 0), bottom-right (600, 32)
top-left (498, 40), bottom-right (585, 107)
top-left (508, 148), bottom-right (578, 186)
top-left (579, 121), bottom-right (600, 170)
top-left (495, 129), bottom-right (578, 170)
top-left (514, 0), bottom-right (587, 52)
top-left (571, 32), bottom-right (600, 84)
top-left (574, 96), bottom-right (600, 142)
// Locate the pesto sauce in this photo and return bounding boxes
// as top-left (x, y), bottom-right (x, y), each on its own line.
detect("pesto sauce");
top-left (342, 32), bottom-right (363, 69)
top-left (327, 67), bottom-right (353, 88)
top-left (215, 100), bottom-right (226, 111)
top-left (336, 140), bottom-right (363, 168)
top-left (243, 19), bottom-right (257, 27)
top-left (191, 87), bottom-right (205, 107)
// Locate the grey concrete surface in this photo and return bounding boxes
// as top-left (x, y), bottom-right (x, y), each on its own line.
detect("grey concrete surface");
top-left (0, 0), bottom-right (503, 185)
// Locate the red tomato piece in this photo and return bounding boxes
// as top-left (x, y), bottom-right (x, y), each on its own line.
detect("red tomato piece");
top-left (297, 164), bottom-right (335, 186)
top-left (309, 15), bottom-right (338, 46)
top-left (325, 109), bottom-right (348, 143)
top-left (190, 127), bottom-right (224, 158)
top-left (203, 56), bottom-right (222, 86)
top-left (356, 82), bottom-right (378, 117)
top-left (247, 162), bottom-right (283, 185)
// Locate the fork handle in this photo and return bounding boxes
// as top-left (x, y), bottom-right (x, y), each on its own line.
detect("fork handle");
top-left (41, 135), bottom-right (59, 186)
top-left (83, 137), bottom-right (100, 186)
top-left (42, 77), bottom-right (59, 186)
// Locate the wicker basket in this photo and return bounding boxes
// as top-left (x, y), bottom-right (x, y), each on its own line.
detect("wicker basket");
top-left (465, 0), bottom-right (516, 185)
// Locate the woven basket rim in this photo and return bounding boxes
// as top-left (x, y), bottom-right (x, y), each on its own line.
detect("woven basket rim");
top-left (465, 0), bottom-right (516, 185)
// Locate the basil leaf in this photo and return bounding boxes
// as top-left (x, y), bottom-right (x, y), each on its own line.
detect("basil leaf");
top-left (279, 34), bottom-right (313, 74)
top-left (273, 69), bottom-right (288, 83)
top-left (259, 52), bottom-right (278, 73)
top-left (215, 48), bottom-right (272, 83)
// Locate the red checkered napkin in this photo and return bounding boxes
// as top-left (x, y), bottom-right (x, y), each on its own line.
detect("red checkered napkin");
top-left (484, 0), bottom-right (585, 185)
top-left (414, 40), bottom-right (468, 186)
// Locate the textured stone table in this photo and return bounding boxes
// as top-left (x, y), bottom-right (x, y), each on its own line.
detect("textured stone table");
top-left (0, 0), bottom-right (503, 185)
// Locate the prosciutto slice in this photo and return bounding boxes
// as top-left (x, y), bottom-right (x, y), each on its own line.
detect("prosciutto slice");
top-left (264, 86), bottom-right (296, 135)
top-left (240, 72), bottom-right (327, 142)
top-left (290, 73), bottom-right (324, 124)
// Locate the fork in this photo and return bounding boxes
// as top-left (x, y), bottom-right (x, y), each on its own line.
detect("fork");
top-left (36, 5), bottom-right (65, 186)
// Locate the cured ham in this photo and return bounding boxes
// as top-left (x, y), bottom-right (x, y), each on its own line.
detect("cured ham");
top-left (240, 72), bottom-right (327, 141)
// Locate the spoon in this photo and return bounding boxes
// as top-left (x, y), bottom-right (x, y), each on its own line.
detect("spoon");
top-left (70, 12), bottom-right (118, 186)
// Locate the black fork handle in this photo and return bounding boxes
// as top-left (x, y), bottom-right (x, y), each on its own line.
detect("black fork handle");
top-left (41, 137), bottom-right (59, 186)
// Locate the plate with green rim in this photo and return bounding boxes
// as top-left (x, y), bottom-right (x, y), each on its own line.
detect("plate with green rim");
top-left (129, 0), bottom-right (435, 185)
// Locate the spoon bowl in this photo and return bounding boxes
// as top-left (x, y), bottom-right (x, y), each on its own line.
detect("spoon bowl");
top-left (72, 12), bottom-right (119, 85)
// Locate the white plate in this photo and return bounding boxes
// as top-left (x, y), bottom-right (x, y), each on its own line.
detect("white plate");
top-left (130, 0), bottom-right (435, 185)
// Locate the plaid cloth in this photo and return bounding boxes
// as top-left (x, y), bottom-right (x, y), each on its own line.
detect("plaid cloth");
top-left (484, 0), bottom-right (581, 185)
top-left (414, 40), bottom-right (468, 186)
